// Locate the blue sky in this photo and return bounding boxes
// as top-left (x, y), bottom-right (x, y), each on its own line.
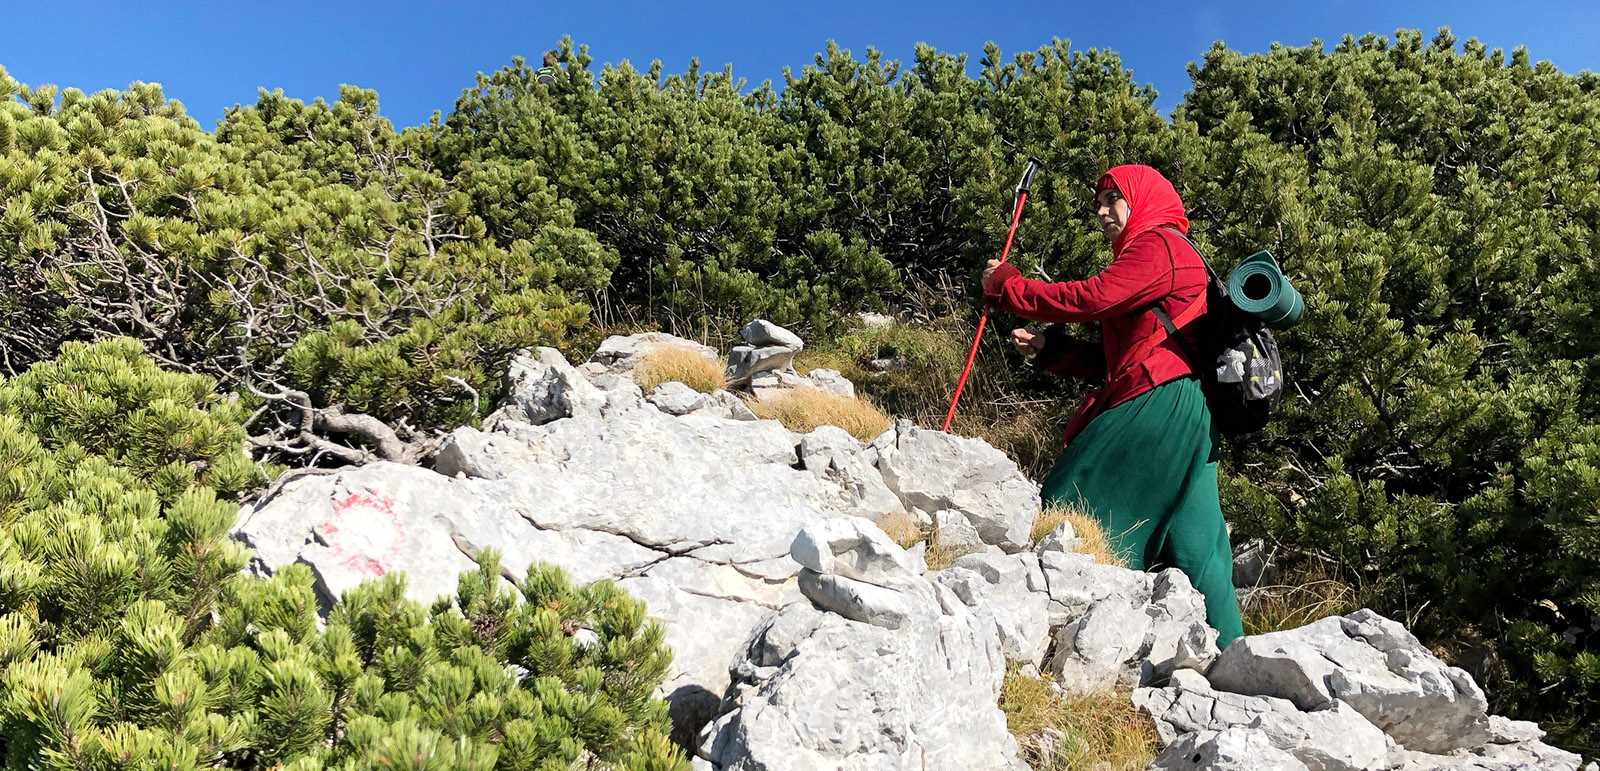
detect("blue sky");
top-left (2, 0), bottom-right (1596, 129)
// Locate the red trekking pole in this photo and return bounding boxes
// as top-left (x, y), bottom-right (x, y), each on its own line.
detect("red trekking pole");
top-left (942, 157), bottom-right (1043, 432)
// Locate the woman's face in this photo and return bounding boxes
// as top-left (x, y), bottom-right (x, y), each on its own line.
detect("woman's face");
top-left (1094, 188), bottom-right (1131, 240)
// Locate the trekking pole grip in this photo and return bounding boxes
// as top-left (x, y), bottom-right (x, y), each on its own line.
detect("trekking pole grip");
top-left (1016, 157), bottom-right (1044, 195)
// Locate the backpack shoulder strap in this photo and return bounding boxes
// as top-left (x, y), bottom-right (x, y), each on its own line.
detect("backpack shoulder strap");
top-left (1153, 305), bottom-right (1203, 370)
top-left (1159, 226), bottom-right (1223, 287)
top-left (1117, 230), bottom-right (1210, 371)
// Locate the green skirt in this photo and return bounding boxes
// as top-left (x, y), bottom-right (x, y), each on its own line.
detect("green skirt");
top-left (1041, 377), bottom-right (1244, 650)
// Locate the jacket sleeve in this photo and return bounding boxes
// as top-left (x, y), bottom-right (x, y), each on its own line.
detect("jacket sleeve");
top-left (1034, 325), bottom-right (1105, 381)
top-left (983, 232), bottom-right (1176, 323)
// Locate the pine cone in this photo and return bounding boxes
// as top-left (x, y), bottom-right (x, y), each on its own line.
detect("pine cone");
top-left (471, 612), bottom-right (500, 641)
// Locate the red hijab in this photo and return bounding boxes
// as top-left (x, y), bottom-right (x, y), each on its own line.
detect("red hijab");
top-left (1096, 165), bottom-right (1190, 256)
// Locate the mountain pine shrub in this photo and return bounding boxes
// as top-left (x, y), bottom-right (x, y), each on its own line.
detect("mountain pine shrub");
top-left (2, 23), bottom-right (1598, 747)
top-left (0, 67), bottom-right (604, 462)
top-left (0, 340), bottom-right (687, 769)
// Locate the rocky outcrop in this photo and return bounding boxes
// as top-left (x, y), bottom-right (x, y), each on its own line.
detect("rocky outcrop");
top-left (1206, 611), bottom-right (1490, 753)
top-left (726, 320), bottom-right (804, 388)
top-left (231, 330), bottom-right (1587, 771)
top-left (580, 332), bottom-right (720, 378)
top-left (1137, 640), bottom-right (1584, 771)
top-left (936, 551), bottom-right (1052, 670)
top-left (1401, 715), bottom-right (1586, 769)
top-left (233, 333), bottom-right (1041, 751)
top-left (1149, 727), bottom-right (1312, 770)
top-left (485, 347), bottom-right (606, 429)
top-left (797, 425), bottom-right (904, 521)
top-left (1136, 669), bottom-right (1407, 771)
top-left (874, 420), bottom-right (1039, 553)
top-left (693, 520), bottom-right (1026, 770)
top-left (1035, 548), bottom-right (1220, 688)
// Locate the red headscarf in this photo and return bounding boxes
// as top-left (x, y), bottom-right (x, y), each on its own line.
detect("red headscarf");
top-left (1096, 165), bottom-right (1190, 256)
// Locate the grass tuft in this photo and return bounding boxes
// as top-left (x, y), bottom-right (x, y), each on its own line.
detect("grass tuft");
top-left (924, 540), bottom-right (979, 571)
top-left (1031, 503), bottom-right (1127, 568)
top-left (1030, 504), bottom-right (1072, 544)
top-left (1240, 562), bottom-right (1360, 636)
top-left (874, 511), bottom-right (924, 551)
top-left (746, 387), bottom-right (893, 442)
top-left (999, 668), bottom-right (1160, 771)
top-left (635, 344), bottom-right (727, 394)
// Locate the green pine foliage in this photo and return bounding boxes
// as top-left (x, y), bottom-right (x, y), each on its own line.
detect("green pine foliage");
top-left (0, 341), bottom-right (688, 769)
top-left (431, 40), bottom-right (1171, 333)
top-left (435, 31), bottom-right (1600, 749)
top-left (0, 68), bottom-right (603, 439)
top-left (1168, 31), bottom-right (1600, 745)
top-left (2, 25), bottom-right (1599, 750)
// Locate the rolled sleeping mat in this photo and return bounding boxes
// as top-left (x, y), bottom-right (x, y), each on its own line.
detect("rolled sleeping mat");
top-left (1227, 250), bottom-right (1304, 329)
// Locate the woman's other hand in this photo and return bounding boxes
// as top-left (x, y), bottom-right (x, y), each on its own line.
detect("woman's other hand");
top-left (983, 259), bottom-right (1003, 285)
top-left (1010, 327), bottom-right (1045, 356)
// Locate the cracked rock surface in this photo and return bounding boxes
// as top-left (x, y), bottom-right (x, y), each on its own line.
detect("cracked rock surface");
top-left (236, 406), bottom-right (828, 739)
top-left (1134, 669), bottom-right (1407, 771)
top-left (232, 332), bottom-right (1587, 771)
top-left (1207, 610), bottom-right (1491, 754)
top-left (231, 334), bottom-right (1037, 749)
top-left (693, 521), bottom-right (1026, 771)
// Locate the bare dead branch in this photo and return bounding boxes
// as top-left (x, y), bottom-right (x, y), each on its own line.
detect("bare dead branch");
top-left (444, 375), bottom-right (481, 417)
top-left (313, 405), bottom-right (413, 463)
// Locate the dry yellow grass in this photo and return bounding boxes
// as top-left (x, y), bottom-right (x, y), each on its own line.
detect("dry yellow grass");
top-left (746, 387), bottom-right (894, 442)
top-left (791, 308), bottom-right (1076, 480)
top-left (1031, 503), bottom-right (1127, 568)
top-left (869, 511), bottom-right (982, 570)
top-left (924, 541), bottom-right (980, 571)
top-left (999, 669), bottom-right (1159, 771)
top-left (634, 344), bottom-right (727, 394)
top-left (874, 510), bottom-right (924, 551)
top-left (1240, 564), bottom-right (1360, 636)
top-left (1030, 504), bottom-right (1073, 544)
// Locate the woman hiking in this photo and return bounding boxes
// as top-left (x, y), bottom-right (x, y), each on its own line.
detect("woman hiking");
top-left (981, 164), bottom-right (1243, 650)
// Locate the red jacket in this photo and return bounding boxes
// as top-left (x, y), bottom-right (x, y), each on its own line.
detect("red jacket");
top-left (984, 227), bottom-right (1207, 445)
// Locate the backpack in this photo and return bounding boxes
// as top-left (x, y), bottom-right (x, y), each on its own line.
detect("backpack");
top-left (1153, 228), bottom-right (1285, 437)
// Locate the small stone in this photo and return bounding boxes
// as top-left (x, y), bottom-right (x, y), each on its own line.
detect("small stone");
top-left (803, 368), bottom-right (855, 399)
top-left (748, 369), bottom-right (807, 400)
top-left (486, 347), bottom-right (607, 428)
top-left (856, 312), bottom-right (895, 329)
top-left (789, 517), bottom-right (921, 585)
top-left (572, 628), bottom-right (601, 650)
top-left (726, 345), bottom-right (800, 387)
top-left (934, 509), bottom-right (984, 552)
top-left (1034, 520), bottom-right (1079, 555)
top-left (689, 390), bottom-right (758, 420)
top-left (647, 382), bottom-right (709, 416)
top-left (591, 373), bottom-right (644, 412)
top-left (797, 569), bottom-right (932, 630)
top-left (1232, 539), bottom-right (1279, 588)
top-left (1487, 714), bottom-right (1543, 744)
top-left (740, 319), bottom-right (804, 349)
